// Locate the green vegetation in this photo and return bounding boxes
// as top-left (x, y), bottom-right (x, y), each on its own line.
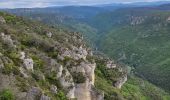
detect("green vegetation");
top-left (121, 76), bottom-right (170, 100)
top-left (72, 72), bottom-right (86, 83)
top-left (56, 91), bottom-right (68, 100)
top-left (2, 4), bottom-right (170, 100)
top-left (0, 89), bottom-right (15, 100)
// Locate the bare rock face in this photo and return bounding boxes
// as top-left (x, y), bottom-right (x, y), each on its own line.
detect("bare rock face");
top-left (26, 87), bottom-right (42, 100)
top-left (91, 86), bottom-right (104, 100)
top-left (106, 60), bottom-right (116, 69)
top-left (67, 87), bottom-right (76, 99)
top-left (130, 16), bottom-right (145, 25)
top-left (50, 85), bottom-right (57, 94)
top-left (74, 80), bottom-right (92, 100)
top-left (57, 64), bottom-right (63, 78)
top-left (80, 62), bottom-right (96, 85)
top-left (40, 94), bottom-right (51, 100)
top-left (20, 51), bottom-right (34, 71)
top-left (59, 45), bottom-right (88, 60)
top-left (0, 57), bottom-right (4, 69)
top-left (58, 68), bottom-right (75, 99)
top-left (23, 58), bottom-right (34, 71)
top-left (20, 52), bottom-right (26, 60)
top-left (46, 32), bottom-right (52, 38)
top-left (0, 16), bottom-right (6, 24)
top-left (114, 75), bottom-right (127, 89)
top-left (0, 32), bottom-right (16, 49)
top-left (166, 16), bottom-right (170, 23)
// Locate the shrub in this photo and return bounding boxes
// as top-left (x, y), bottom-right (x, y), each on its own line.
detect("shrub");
top-left (56, 91), bottom-right (67, 100)
top-left (72, 72), bottom-right (86, 84)
top-left (31, 55), bottom-right (44, 71)
top-left (2, 63), bottom-right (14, 75)
top-left (0, 89), bottom-right (15, 100)
top-left (46, 72), bottom-right (63, 90)
top-left (47, 51), bottom-right (58, 59)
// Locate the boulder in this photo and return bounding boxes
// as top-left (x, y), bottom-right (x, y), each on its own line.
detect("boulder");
top-left (0, 16), bottom-right (6, 24)
top-left (0, 33), bottom-right (16, 48)
top-left (50, 85), bottom-right (57, 94)
top-left (23, 58), bottom-right (34, 71)
top-left (26, 87), bottom-right (41, 100)
top-left (57, 65), bottom-right (63, 78)
top-left (40, 94), bottom-right (51, 100)
top-left (20, 52), bottom-right (26, 60)
top-left (46, 32), bottom-right (52, 38)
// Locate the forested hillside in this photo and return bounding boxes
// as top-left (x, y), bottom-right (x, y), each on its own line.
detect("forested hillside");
top-left (2, 3), bottom-right (170, 100)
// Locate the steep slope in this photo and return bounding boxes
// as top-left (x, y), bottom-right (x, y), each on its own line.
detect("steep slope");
top-left (1, 7), bottom-right (104, 46)
top-left (2, 4), bottom-right (170, 99)
top-left (0, 12), bottom-right (130, 100)
top-left (96, 8), bottom-right (170, 92)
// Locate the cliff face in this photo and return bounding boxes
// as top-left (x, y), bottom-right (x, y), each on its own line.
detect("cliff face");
top-left (0, 12), bottom-right (127, 100)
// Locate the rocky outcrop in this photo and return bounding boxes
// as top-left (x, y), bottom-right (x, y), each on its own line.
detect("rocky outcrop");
top-left (26, 87), bottom-right (42, 100)
top-left (106, 60), bottom-right (116, 69)
top-left (40, 94), bottom-right (51, 100)
top-left (130, 16), bottom-right (145, 25)
top-left (58, 45), bottom-right (88, 60)
top-left (80, 62), bottom-right (96, 85)
top-left (20, 52), bottom-right (34, 71)
top-left (23, 58), bottom-right (34, 71)
top-left (0, 16), bottom-right (6, 24)
top-left (114, 75), bottom-right (127, 89)
top-left (0, 13), bottom-right (128, 100)
top-left (46, 32), bottom-right (52, 38)
top-left (0, 32), bottom-right (16, 49)
top-left (50, 85), bottom-right (57, 94)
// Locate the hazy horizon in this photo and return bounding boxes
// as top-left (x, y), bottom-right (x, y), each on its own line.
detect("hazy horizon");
top-left (0, 0), bottom-right (170, 8)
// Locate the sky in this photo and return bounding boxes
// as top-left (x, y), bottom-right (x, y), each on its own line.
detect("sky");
top-left (0, 0), bottom-right (169, 8)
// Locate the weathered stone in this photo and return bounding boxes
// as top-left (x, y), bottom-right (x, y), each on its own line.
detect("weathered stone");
top-left (26, 87), bottom-right (41, 100)
top-left (40, 94), bottom-right (51, 100)
top-left (20, 52), bottom-right (26, 60)
top-left (67, 87), bottom-right (75, 99)
top-left (19, 67), bottom-right (29, 78)
top-left (60, 46), bottom-right (88, 60)
top-left (106, 61), bottom-right (116, 69)
top-left (0, 16), bottom-right (6, 24)
top-left (130, 16), bottom-right (144, 25)
top-left (114, 75), bottom-right (127, 89)
top-left (74, 80), bottom-right (91, 100)
top-left (46, 32), bottom-right (52, 38)
top-left (23, 58), bottom-right (34, 71)
top-left (0, 58), bottom-right (4, 69)
top-left (50, 85), bottom-right (57, 94)
top-left (0, 33), bottom-right (16, 48)
top-left (80, 62), bottom-right (96, 85)
top-left (57, 65), bottom-right (63, 78)
top-left (91, 86), bottom-right (104, 100)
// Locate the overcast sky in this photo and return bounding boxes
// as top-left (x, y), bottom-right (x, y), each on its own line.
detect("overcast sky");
top-left (0, 0), bottom-right (169, 8)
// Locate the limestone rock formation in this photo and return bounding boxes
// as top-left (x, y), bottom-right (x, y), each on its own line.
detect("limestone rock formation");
top-left (50, 85), bottom-right (57, 94)
top-left (40, 94), bottom-right (51, 100)
top-left (46, 32), bottom-right (52, 38)
top-left (26, 87), bottom-right (42, 100)
top-left (106, 60), bottom-right (117, 69)
top-left (0, 13), bottom-right (128, 100)
top-left (0, 16), bottom-right (6, 24)
top-left (23, 58), bottom-right (34, 71)
top-left (130, 16), bottom-right (145, 25)
top-left (114, 75), bottom-right (128, 89)
top-left (0, 32), bottom-right (16, 48)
